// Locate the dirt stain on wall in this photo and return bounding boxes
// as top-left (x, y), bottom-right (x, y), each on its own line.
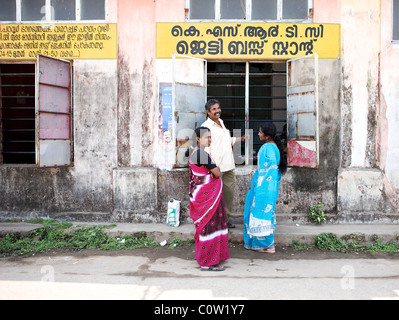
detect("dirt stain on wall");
top-left (117, 57), bottom-right (131, 167)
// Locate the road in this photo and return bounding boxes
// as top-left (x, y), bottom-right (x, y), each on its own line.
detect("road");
top-left (0, 246), bottom-right (399, 300)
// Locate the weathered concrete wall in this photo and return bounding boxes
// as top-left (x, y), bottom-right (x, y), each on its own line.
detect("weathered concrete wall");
top-left (112, 0), bottom-right (186, 221)
top-left (117, 0), bottom-right (184, 168)
top-left (379, 0), bottom-right (399, 212)
top-left (113, 168), bottom-right (158, 222)
top-left (0, 60), bottom-right (118, 217)
top-left (337, 0), bottom-right (399, 215)
top-left (338, 168), bottom-right (384, 212)
top-left (1, 0), bottom-right (398, 223)
top-left (340, 0), bottom-right (380, 168)
top-left (277, 59), bottom-right (341, 214)
top-left (69, 59), bottom-right (118, 211)
top-left (117, 0), bottom-right (156, 167)
top-left (153, 0), bottom-right (397, 221)
top-left (157, 169), bottom-right (190, 223)
top-left (155, 58), bottom-right (341, 220)
top-left (0, 0), bottom-right (188, 222)
top-left (0, 1), bottom-right (119, 219)
top-left (152, 1), bottom-right (342, 221)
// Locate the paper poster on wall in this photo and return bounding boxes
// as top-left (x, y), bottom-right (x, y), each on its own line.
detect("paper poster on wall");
top-left (158, 83), bottom-right (173, 146)
top-left (162, 87), bottom-right (173, 130)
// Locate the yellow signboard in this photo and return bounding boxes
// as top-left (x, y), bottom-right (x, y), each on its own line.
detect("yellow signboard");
top-left (0, 24), bottom-right (117, 60)
top-left (157, 23), bottom-right (340, 60)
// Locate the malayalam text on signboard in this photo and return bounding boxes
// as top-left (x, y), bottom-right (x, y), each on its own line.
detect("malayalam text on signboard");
top-left (0, 23), bottom-right (117, 60)
top-left (156, 22), bottom-right (340, 60)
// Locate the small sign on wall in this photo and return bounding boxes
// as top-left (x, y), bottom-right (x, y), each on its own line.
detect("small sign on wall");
top-left (158, 83), bottom-right (173, 146)
top-left (0, 24), bottom-right (117, 60)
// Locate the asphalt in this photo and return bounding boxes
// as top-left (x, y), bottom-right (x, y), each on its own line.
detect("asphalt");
top-left (1, 220), bottom-right (398, 246)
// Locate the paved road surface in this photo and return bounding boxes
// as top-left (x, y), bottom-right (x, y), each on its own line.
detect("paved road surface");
top-left (1, 247), bottom-right (399, 300)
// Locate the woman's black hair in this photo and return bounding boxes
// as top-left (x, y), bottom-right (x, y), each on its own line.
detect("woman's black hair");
top-left (260, 123), bottom-right (287, 175)
top-left (185, 127), bottom-right (211, 157)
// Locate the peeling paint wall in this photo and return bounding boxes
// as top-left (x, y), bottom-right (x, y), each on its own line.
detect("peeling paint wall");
top-left (0, 1), bottom-right (119, 217)
top-left (72, 59), bottom-right (118, 210)
top-left (0, 60), bottom-right (118, 216)
top-left (117, 0), bottom-right (156, 167)
top-left (379, 0), bottom-right (399, 211)
top-left (1, 0), bottom-right (398, 222)
top-left (154, 1), bottom-right (342, 217)
top-left (153, 0), bottom-right (399, 219)
top-left (279, 58), bottom-right (341, 214)
top-left (340, 0), bottom-right (381, 168)
top-left (337, 0), bottom-right (399, 214)
top-left (117, 0), bottom-right (185, 168)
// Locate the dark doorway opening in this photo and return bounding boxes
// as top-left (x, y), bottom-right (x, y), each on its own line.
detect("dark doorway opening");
top-left (0, 63), bottom-right (36, 164)
top-left (207, 62), bottom-right (287, 164)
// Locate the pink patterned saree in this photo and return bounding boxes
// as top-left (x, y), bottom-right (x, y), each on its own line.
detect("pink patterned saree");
top-left (189, 150), bottom-right (229, 267)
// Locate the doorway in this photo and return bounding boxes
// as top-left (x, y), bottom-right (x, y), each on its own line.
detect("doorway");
top-left (207, 62), bottom-right (287, 165)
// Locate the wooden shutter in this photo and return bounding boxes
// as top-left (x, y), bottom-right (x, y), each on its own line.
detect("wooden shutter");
top-left (172, 54), bottom-right (207, 167)
top-left (286, 53), bottom-right (319, 169)
top-left (36, 54), bottom-right (73, 167)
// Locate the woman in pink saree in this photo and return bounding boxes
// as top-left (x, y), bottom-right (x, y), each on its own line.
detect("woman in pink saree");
top-left (188, 127), bottom-right (229, 271)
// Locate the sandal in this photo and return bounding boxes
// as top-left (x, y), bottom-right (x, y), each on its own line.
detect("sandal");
top-left (200, 264), bottom-right (226, 272)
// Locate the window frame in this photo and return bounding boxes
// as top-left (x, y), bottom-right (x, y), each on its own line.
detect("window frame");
top-left (0, 56), bottom-right (74, 168)
top-left (207, 60), bottom-right (287, 166)
top-left (172, 54), bottom-right (208, 168)
top-left (0, 0), bottom-right (108, 24)
top-left (36, 54), bottom-right (74, 168)
top-left (393, 0), bottom-right (399, 43)
top-left (286, 53), bottom-right (319, 169)
top-left (0, 61), bottom-right (36, 166)
top-left (186, 0), bottom-right (313, 22)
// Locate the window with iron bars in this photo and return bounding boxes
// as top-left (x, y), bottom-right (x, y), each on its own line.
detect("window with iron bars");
top-left (207, 62), bottom-right (287, 165)
top-left (187, 0), bottom-right (313, 21)
top-left (0, 63), bottom-right (36, 164)
top-left (394, 0), bottom-right (399, 41)
top-left (0, 0), bottom-right (106, 23)
top-left (0, 56), bottom-right (73, 167)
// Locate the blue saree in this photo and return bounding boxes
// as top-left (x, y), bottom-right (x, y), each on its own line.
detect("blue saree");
top-left (243, 143), bottom-right (281, 250)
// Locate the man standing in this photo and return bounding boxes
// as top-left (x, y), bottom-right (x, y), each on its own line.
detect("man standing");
top-left (201, 99), bottom-right (248, 228)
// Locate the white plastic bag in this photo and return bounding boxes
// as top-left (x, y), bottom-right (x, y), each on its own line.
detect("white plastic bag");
top-left (166, 199), bottom-right (181, 227)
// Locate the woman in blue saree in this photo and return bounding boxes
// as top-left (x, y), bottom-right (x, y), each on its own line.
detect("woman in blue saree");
top-left (243, 123), bottom-right (287, 253)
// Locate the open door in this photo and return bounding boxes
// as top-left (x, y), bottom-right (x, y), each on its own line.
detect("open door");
top-left (286, 54), bottom-right (319, 169)
top-left (172, 54), bottom-right (207, 167)
top-left (36, 54), bottom-right (73, 167)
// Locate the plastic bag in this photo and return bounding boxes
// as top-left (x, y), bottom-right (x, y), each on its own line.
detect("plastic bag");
top-left (166, 199), bottom-right (181, 227)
